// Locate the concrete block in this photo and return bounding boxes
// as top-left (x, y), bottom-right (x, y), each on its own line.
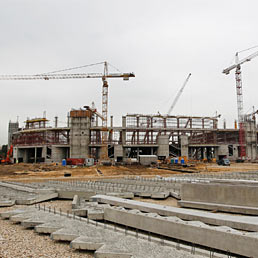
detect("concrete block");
top-left (87, 209), bottom-right (104, 220)
top-left (58, 190), bottom-right (96, 200)
top-left (151, 191), bottom-right (170, 199)
top-left (72, 208), bottom-right (87, 217)
top-left (72, 195), bottom-right (79, 209)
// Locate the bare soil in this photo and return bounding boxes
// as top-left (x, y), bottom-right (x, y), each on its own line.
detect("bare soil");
top-left (0, 162), bottom-right (257, 182)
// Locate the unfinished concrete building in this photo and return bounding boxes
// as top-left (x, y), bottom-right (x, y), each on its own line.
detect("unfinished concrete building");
top-left (10, 106), bottom-right (258, 163)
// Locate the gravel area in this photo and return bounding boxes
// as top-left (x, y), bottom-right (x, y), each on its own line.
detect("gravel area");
top-left (0, 201), bottom-right (93, 258)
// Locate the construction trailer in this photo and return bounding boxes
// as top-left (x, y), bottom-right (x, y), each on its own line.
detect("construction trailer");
top-left (9, 106), bottom-right (258, 164)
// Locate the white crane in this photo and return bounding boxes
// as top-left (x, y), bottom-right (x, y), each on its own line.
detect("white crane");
top-left (223, 47), bottom-right (258, 158)
top-left (167, 73), bottom-right (191, 115)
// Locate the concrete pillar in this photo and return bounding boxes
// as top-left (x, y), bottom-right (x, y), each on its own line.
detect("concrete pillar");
top-left (157, 135), bottom-right (169, 158)
top-left (180, 135), bottom-right (189, 159)
top-left (122, 116), bottom-right (126, 158)
top-left (34, 147), bottom-right (37, 163)
top-left (70, 115), bottom-right (91, 158)
top-left (214, 147), bottom-right (219, 160)
top-left (114, 145), bottom-right (123, 161)
top-left (42, 146), bottom-right (47, 161)
top-left (245, 121), bottom-right (257, 161)
top-left (51, 146), bottom-right (67, 162)
top-left (8, 121), bottom-right (19, 148)
top-left (217, 145), bottom-right (229, 158)
top-left (55, 116), bottom-right (58, 128)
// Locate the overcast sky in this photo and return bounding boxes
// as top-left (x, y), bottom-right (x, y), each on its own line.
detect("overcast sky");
top-left (0, 0), bottom-right (258, 144)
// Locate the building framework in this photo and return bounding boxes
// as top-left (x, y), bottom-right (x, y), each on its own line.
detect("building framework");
top-left (10, 107), bottom-right (258, 163)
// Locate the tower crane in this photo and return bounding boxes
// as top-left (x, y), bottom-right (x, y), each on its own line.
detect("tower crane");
top-left (167, 73), bottom-right (191, 115)
top-left (223, 48), bottom-right (258, 159)
top-left (0, 61), bottom-right (135, 159)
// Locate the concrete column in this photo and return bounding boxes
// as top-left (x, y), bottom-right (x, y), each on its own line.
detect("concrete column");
top-left (42, 146), bottom-right (47, 161)
top-left (245, 120), bottom-right (257, 161)
top-left (122, 116), bottom-right (126, 159)
top-left (70, 116), bottom-right (90, 158)
top-left (114, 145), bottom-right (123, 161)
top-left (34, 147), bottom-right (37, 163)
top-left (157, 135), bottom-right (169, 158)
top-left (180, 135), bottom-right (188, 159)
top-left (214, 147), bottom-right (218, 160)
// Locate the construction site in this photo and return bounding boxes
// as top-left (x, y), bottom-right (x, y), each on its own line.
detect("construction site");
top-left (0, 48), bottom-right (258, 258)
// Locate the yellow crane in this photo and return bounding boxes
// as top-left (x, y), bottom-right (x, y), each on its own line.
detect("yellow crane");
top-left (0, 61), bottom-right (135, 159)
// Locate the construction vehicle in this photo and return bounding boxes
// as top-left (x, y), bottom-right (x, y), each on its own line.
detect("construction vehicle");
top-left (223, 47), bottom-right (258, 159)
top-left (0, 61), bottom-right (135, 160)
top-left (1, 145), bottom-right (13, 164)
top-left (167, 73), bottom-right (191, 115)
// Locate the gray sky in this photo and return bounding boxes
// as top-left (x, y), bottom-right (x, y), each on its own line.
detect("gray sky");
top-left (0, 0), bottom-right (258, 144)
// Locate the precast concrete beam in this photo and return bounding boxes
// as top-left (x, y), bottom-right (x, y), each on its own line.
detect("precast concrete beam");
top-left (91, 195), bottom-right (258, 232)
top-left (103, 206), bottom-right (258, 257)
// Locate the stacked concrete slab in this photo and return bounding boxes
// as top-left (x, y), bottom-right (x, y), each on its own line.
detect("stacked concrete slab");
top-left (92, 194), bottom-right (258, 232)
top-left (0, 206), bottom-right (205, 258)
top-left (0, 181), bottom-right (58, 207)
top-left (21, 178), bottom-right (179, 199)
top-left (90, 195), bottom-right (258, 257)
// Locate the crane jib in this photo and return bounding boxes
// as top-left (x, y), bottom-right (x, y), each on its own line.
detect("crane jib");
top-left (0, 72), bottom-right (135, 80)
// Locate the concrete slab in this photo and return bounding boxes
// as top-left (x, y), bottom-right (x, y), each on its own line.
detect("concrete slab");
top-left (104, 206), bottom-right (258, 257)
top-left (0, 199), bottom-right (15, 207)
top-left (151, 191), bottom-right (170, 199)
top-left (180, 183), bottom-right (258, 209)
top-left (178, 200), bottom-right (258, 215)
top-left (91, 195), bottom-right (258, 232)
top-left (2, 206), bottom-right (206, 258)
top-left (0, 208), bottom-right (33, 219)
top-left (70, 236), bottom-right (105, 251)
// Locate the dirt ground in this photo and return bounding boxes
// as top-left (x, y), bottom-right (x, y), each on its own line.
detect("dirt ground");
top-left (0, 162), bottom-right (258, 182)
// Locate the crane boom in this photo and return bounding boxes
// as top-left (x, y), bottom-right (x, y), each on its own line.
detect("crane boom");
top-left (0, 73), bottom-right (135, 80)
top-left (167, 73), bottom-right (191, 115)
top-left (223, 51), bottom-right (258, 74)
